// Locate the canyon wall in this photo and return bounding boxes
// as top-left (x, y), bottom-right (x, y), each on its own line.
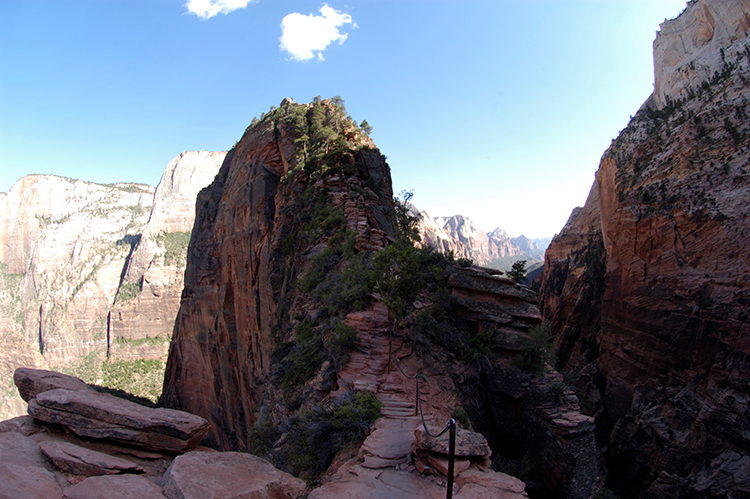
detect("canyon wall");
top-left (537, 0), bottom-right (750, 496)
top-left (0, 152), bottom-right (223, 419)
top-left (160, 98), bottom-right (394, 450)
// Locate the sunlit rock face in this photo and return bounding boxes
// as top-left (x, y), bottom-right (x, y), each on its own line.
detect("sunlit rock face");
top-left (537, 0), bottom-right (750, 496)
top-left (0, 152), bottom-right (223, 420)
top-left (653, 0), bottom-right (750, 107)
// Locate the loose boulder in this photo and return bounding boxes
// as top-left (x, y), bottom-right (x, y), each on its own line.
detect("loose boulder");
top-left (38, 439), bottom-right (145, 476)
top-left (26, 386), bottom-right (210, 453)
top-left (13, 367), bottom-right (95, 402)
top-left (161, 451), bottom-right (306, 499)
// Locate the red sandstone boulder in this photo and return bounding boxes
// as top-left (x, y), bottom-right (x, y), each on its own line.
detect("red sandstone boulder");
top-left (62, 474), bottom-right (166, 499)
top-left (27, 388), bottom-right (210, 453)
top-left (38, 439), bottom-right (145, 476)
top-left (161, 451), bottom-right (306, 499)
top-left (14, 367), bottom-right (94, 403)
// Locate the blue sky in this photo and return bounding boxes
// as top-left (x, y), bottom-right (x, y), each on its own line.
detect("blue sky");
top-left (1, 0), bottom-right (687, 237)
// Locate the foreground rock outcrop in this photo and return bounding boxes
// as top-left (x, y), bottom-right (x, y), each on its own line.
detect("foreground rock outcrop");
top-left (0, 368), bottom-right (304, 499)
top-left (537, 1), bottom-right (750, 496)
top-left (0, 151), bottom-right (224, 419)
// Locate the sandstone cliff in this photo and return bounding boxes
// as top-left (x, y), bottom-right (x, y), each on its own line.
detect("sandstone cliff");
top-left (416, 212), bottom-right (543, 271)
top-left (160, 98), bottom-right (393, 451)
top-left (536, 0), bottom-right (750, 496)
top-left (160, 98), bottom-right (595, 498)
top-left (0, 152), bottom-right (223, 419)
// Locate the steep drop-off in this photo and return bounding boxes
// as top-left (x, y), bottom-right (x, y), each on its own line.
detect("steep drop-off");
top-left (537, 1), bottom-right (750, 496)
top-left (160, 98), bottom-right (597, 498)
top-left (160, 98), bottom-right (394, 451)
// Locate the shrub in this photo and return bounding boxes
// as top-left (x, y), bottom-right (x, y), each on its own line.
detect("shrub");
top-left (507, 260), bottom-right (528, 283)
top-left (279, 391), bottom-right (382, 480)
top-left (458, 258), bottom-right (473, 268)
top-left (513, 323), bottom-right (555, 376)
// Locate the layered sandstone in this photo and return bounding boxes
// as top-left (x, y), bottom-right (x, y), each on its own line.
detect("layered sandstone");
top-left (537, 0), bottom-right (750, 496)
top-left (160, 98), bottom-right (394, 450)
top-left (416, 212), bottom-right (543, 271)
top-left (0, 369), bottom-right (304, 499)
top-left (0, 152), bottom-right (223, 419)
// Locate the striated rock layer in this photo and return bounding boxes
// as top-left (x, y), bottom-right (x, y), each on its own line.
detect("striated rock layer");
top-left (160, 98), bottom-right (394, 451)
top-left (0, 152), bottom-right (223, 419)
top-left (537, 1), bottom-right (750, 496)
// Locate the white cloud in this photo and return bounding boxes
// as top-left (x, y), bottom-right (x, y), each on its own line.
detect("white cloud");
top-left (279, 4), bottom-right (355, 62)
top-left (186, 0), bottom-right (252, 19)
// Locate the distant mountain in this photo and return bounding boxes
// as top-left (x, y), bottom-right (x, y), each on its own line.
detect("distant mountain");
top-left (414, 210), bottom-right (547, 271)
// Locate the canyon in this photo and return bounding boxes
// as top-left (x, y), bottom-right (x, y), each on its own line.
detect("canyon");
top-left (1, 0), bottom-right (749, 497)
top-left (536, 0), bottom-right (750, 496)
top-left (0, 151), bottom-right (224, 418)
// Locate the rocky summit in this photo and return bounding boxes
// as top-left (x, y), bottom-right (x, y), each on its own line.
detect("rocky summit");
top-left (536, 0), bottom-right (750, 497)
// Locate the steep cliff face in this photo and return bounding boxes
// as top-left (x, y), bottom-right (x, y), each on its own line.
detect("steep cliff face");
top-left (537, 1), bottom-right (750, 496)
top-left (109, 151), bottom-right (225, 361)
top-left (160, 98), bottom-right (394, 450)
top-left (0, 152), bottom-right (223, 419)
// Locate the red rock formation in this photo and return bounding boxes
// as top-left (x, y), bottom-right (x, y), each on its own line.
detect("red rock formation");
top-left (536, 1), bottom-right (750, 496)
top-left (160, 99), bottom-right (395, 450)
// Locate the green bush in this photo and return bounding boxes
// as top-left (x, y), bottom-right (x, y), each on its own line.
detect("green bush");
top-left (507, 260), bottom-right (528, 283)
top-left (513, 323), bottom-right (555, 376)
top-left (115, 281), bottom-right (142, 303)
top-left (278, 391), bottom-right (382, 480)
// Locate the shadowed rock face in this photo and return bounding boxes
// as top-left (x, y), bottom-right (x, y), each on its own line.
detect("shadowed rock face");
top-left (536, 1), bottom-right (750, 496)
top-left (160, 99), bottom-right (395, 451)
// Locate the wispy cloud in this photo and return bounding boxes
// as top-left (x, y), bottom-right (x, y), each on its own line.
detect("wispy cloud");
top-left (185, 0), bottom-right (253, 19)
top-left (279, 4), bottom-right (356, 62)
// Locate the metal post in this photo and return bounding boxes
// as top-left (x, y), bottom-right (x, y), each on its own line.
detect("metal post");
top-left (414, 375), bottom-right (420, 416)
top-left (446, 418), bottom-right (456, 499)
top-left (387, 331), bottom-right (392, 374)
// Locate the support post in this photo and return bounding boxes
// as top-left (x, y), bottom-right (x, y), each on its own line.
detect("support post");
top-left (387, 331), bottom-right (392, 374)
top-left (446, 418), bottom-right (456, 499)
top-left (415, 375), bottom-right (420, 416)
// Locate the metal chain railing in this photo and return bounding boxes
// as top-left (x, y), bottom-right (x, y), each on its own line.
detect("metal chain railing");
top-left (388, 326), bottom-right (457, 499)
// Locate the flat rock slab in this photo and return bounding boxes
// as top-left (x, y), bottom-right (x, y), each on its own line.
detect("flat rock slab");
top-left (63, 474), bottom-right (166, 499)
top-left (0, 432), bottom-right (49, 469)
top-left (309, 467), bottom-right (445, 499)
top-left (38, 439), bottom-right (145, 476)
top-left (361, 417), bottom-right (420, 461)
top-left (426, 455), bottom-right (471, 477)
top-left (455, 482), bottom-right (528, 499)
top-left (14, 368), bottom-right (94, 402)
top-left (28, 388), bottom-right (210, 453)
top-left (0, 462), bottom-right (63, 499)
top-left (0, 415), bottom-right (42, 436)
top-left (414, 427), bottom-right (491, 458)
top-left (455, 467), bottom-right (527, 496)
top-left (161, 451), bottom-right (306, 499)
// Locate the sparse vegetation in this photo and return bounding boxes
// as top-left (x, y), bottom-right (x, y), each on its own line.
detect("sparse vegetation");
top-left (507, 260), bottom-right (528, 284)
top-left (100, 359), bottom-right (166, 403)
top-left (263, 391), bottom-right (382, 481)
top-left (115, 281), bottom-right (142, 303)
top-left (513, 323), bottom-right (555, 376)
top-left (157, 231), bottom-right (191, 266)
